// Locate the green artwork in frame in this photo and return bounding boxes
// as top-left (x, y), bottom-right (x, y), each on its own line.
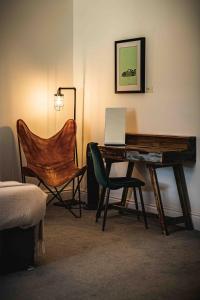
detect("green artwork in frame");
top-left (119, 46), bottom-right (137, 86)
top-left (115, 37), bottom-right (145, 93)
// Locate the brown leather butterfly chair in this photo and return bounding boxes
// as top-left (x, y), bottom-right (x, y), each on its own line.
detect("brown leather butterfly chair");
top-left (17, 119), bottom-right (86, 218)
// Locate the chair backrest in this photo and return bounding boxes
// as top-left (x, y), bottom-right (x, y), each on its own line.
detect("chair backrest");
top-left (89, 142), bottom-right (108, 188)
top-left (17, 119), bottom-right (77, 185)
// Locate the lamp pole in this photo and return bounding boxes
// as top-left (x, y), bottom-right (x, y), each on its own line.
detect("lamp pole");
top-left (54, 86), bottom-right (78, 166)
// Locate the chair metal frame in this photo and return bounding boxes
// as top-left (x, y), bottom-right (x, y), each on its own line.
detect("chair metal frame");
top-left (17, 119), bottom-right (86, 218)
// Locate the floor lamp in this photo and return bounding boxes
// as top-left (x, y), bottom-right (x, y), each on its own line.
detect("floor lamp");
top-left (54, 87), bottom-right (78, 165)
top-left (54, 86), bottom-right (80, 208)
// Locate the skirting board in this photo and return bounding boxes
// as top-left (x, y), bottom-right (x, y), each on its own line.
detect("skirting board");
top-left (46, 188), bottom-right (200, 231)
top-left (118, 196), bottom-right (200, 231)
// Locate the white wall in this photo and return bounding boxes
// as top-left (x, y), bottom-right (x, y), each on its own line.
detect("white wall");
top-left (0, 0), bottom-right (73, 180)
top-left (0, 0), bottom-right (199, 230)
top-left (74, 0), bottom-right (200, 229)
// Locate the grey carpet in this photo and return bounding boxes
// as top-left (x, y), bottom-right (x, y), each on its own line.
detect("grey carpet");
top-left (0, 205), bottom-right (200, 300)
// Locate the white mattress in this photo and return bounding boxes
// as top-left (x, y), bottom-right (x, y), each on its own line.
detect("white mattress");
top-left (0, 181), bottom-right (47, 231)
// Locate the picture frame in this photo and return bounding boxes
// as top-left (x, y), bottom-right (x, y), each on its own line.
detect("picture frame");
top-left (115, 37), bottom-right (145, 93)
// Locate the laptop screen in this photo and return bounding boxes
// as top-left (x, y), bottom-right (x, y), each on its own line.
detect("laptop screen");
top-left (104, 108), bottom-right (126, 146)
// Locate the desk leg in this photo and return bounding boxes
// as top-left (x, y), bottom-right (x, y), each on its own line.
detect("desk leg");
top-left (96, 160), bottom-right (112, 222)
top-left (121, 162), bottom-right (135, 206)
top-left (173, 164), bottom-right (193, 230)
top-left (148, 165), bottom-right (169, 235)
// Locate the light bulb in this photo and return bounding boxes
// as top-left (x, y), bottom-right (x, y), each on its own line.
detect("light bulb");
top-left (54, 94), bottom-right (64, 111)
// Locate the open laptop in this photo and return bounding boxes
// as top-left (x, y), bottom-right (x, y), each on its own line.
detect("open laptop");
top-left (104, 108), bottom-right (126, 146)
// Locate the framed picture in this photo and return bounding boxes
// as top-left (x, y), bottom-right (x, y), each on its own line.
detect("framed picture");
top-left (115, 37), bottom-right (145, 93)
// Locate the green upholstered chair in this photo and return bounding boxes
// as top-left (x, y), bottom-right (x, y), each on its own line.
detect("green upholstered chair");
top-left (89, 142), bottom-right (148, 231)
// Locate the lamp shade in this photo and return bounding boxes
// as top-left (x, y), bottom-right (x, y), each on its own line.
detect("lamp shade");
top-left (54, 87), bottom-right (76, 120)
top-left (54, 93), bottom-right (64, 111)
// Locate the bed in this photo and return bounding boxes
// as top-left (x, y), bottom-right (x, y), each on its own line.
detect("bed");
top-left (0, 181), bottom-right (47, 274)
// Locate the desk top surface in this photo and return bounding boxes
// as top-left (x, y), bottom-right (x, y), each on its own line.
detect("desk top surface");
top-left (99, 133), bottom-right (196, 163)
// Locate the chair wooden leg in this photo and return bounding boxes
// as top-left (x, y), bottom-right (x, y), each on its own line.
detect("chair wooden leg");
top-left (133, 187), bottom-right (140, 220)
top-left (102, 188), bottom-right (110, 231)
top-left (121, 162), bottom-right (134, 206)
top-left (138, 187), bottom-right (148, 229)
top-left (96, 187), bottom-right (106, 222)
top-left (96, 160), bottom-right (112, 222)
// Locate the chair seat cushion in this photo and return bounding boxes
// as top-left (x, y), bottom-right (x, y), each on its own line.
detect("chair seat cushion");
top-left (108, 177), bottom-right (145, 189)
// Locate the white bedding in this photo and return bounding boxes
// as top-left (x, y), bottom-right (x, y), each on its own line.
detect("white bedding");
top-left (0, 181), bottom-right (47, 231)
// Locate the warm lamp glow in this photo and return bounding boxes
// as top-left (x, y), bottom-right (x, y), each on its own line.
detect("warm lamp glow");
top-left (54, 93), bottom-right (64, 111)
top-left (54, 87), bottom-right (76, 120)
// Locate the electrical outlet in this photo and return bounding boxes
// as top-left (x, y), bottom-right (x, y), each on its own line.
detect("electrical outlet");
top-left (146, 87), bottom-right (153, 93)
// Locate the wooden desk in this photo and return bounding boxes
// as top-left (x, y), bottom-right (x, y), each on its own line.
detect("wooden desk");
top-left (86, 134), bottom-right (196, 235)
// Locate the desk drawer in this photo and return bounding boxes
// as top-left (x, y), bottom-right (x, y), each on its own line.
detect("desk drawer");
top-left (126, 151), bottom-right (162, 163)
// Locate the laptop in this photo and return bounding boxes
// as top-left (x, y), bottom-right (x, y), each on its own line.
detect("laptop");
top-left (104, 108), bottom-right (126, 146)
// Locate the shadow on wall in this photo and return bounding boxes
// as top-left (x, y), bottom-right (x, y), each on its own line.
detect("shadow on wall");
top-left (0, 127), bottom-right (20, 181)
